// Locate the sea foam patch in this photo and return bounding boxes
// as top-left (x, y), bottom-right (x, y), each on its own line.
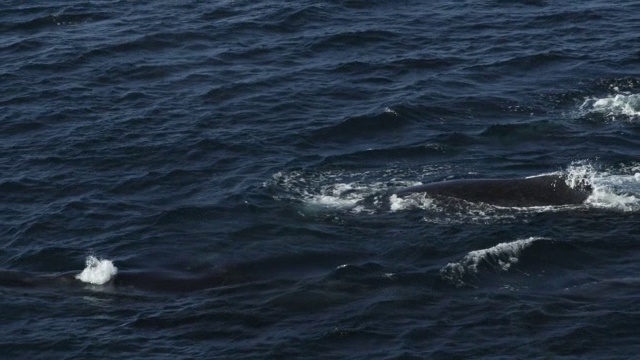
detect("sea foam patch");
top-left (75, 256), bottom-right (118, 285)
top-left (580, 93), bottom-right (640, 121)
top-left (267, 168), bottom-right (426, 214)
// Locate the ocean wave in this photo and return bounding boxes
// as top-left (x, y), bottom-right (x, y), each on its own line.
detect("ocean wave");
top-left (309, 107), bottom-right (410, 143)
top-left (440, 237), bottom-right (542, 287)
top-left (309, 29), bottom-right (399, 53)
top-left (479, 120), bottom-right (569, 143)
top-left (5, 12), bottom-right (111, 32)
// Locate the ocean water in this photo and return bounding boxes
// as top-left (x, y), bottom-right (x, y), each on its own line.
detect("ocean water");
top-left (2, 0), bottom-right (640, 358)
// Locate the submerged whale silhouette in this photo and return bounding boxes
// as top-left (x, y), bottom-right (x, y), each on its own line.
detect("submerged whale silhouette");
top-left (0, 269), bottom-right (244, 293)
top-left (392, 175), bottom-right (592, 207)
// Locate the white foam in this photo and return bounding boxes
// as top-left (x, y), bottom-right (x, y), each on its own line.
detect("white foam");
top-left (580, 93), bottom-right (640, 121)
top-left (308, 183), bottom-right (366, 209)
top-left (585, 174), bottom-right (640, 211)
top-left (388, 192), bottom-right (436, 212)
top-left (267, 168), bottom-right (430, 214)
top-left (440, 237), bottom-right (542, 286)
top-left (75, 256), bottom-right (117, 285)
top-left (384, 107), bottom-right (398, 116)
top-left (565, 161), bottom-right (640, 211)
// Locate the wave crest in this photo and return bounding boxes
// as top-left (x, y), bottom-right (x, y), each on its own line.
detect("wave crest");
top-left (440, 237), bottom-right (542, 287)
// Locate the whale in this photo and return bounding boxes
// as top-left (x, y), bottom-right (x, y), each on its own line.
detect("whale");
top-left (392, 174), bottom-right (592, 207)
top-left (0, 268), bottom-right (245, 293)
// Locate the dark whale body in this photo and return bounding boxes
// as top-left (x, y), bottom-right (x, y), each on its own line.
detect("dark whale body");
top-left (0, 269), bottom-right (244, 293)
top-left (393, 175), bottom-right (592, 207)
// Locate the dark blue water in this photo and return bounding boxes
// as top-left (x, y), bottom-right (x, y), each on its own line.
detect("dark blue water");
top-left (2, 1), bottom-right (640, 358)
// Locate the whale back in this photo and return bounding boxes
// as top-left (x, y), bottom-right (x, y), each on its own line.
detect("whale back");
top-left (392, 175), bottom-right (591, 207)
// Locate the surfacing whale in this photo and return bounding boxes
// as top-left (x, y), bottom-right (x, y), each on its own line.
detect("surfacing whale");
top-left (392, 174), bottom-right (592, 207)
top-left (0, 269), bottom-right (245, 293)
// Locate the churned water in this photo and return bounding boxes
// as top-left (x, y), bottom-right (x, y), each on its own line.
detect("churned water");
top-left (2, 1), bottom-right (640, 359)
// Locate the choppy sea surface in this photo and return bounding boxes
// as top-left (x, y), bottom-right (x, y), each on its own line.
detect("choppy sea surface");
top-left (2, 1), bottom-right (640, 358)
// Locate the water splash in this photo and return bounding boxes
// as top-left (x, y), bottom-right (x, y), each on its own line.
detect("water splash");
top-left (75, 256), bottom-right (118, 285)
top-left (565, 161), bottom-right (640, 212)
top-left (579, 93), bottom-right (640, 122)
top-left (389, 193), bottom-right (436, 212)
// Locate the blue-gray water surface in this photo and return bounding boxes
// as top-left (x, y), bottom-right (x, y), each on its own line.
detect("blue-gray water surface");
top-left (2, 1), bottom-right (640, 359)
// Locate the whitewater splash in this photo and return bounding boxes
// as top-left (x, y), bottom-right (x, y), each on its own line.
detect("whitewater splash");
top-left (566, 161), bottom-right (640, 212)
top-left (440, 237), bottom-right (542, 287)
top-left (75, 256), bottom-right (118, 285)
top-left (579, 93), bottom-right (640, 121)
